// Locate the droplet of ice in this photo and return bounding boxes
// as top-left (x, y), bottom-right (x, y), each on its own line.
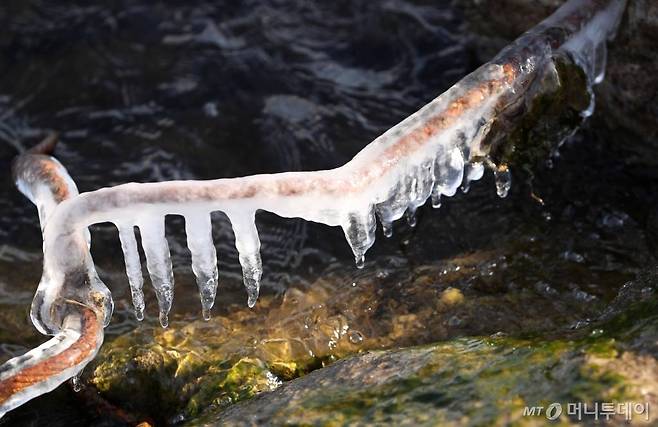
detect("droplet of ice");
top-left (348, 330), bottom-right (364, 344)
top-left (71, 375), bottom-right (82, 392)
top-left (381, 220), bottom-right (393, 238)
top-left (406, 208), bottom-right (417, 228)
top-left (494, 165), bottom-right (512, 198)
top-left (159, 312), bottom-right (169, 329)
top-left (431, 188), bottom-right (441, 209)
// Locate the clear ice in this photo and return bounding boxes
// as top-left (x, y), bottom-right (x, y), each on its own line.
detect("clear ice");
top-left (227, 211), bottom-right (262, 308)
top-left (185, 212), bottom-right (219, 319)
top-left (117, 224), bottom-right (145, 321)
top-left (137, 218), bottom-right (174, 328)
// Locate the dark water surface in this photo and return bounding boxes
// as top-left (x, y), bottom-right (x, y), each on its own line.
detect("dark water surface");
top-left (0, 0), bottom-right (654, 425)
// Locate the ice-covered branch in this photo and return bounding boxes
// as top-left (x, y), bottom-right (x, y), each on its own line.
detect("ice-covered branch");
top-left (0, 0), bottom-right (626, 418)
top-left (34, 0), bottom-right (626, 333)
top-left (0, 138), bottom-right (105, 418)
top-left (0, 305), bottom-right (103, 418)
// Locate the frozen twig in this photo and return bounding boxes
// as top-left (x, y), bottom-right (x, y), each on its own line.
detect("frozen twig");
top-left (0, 0), bottom-right (626, 418)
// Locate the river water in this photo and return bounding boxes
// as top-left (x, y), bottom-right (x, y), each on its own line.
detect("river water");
top-left (0, 0), bottom-right (654, 425)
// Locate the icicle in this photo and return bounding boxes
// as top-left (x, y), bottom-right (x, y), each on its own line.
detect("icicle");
top-left (117, 224), bottom-right (145, 321)
top-left (240, 251), bottom-right (262, 308)
top-left (408, 161), bottom-right (435, 210)
top-left (434, 146), bottom-right (464, 197)
top-left (71, 374), bottom-right (81, 392)
top-left (376, 177), bottom-right (413, 226)
top-left (593, 42), bottom-right (607, 84)
top-left (228, 211), bottom-right (262, 308)
top-left (185, 212), bottom-right (219, 320)
top-left (461, 161), bottom-right (484, 193)
top-left (494, 164), bottom-right (512, 198)
top-left (381, 219), bottom-right (393, 238)
top-left (430, 188), bottom-right (441, 208)
top-left (581, 39), bottom-right (598, 82)
top-left (341, 206), bottom-right (376, 269)
top-left (406, 207), bottom-right (417, 228)
top-left (138, 218), bottom-right (174, 328)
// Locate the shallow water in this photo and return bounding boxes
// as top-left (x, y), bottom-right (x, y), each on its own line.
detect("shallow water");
top-left (0, 0), bottom-right (655, 425)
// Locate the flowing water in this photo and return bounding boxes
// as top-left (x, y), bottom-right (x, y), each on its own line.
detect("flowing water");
top-left (0, 0), bottom-right (655, 425)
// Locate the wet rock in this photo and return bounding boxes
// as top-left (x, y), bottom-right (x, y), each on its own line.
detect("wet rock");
top-left (196, 275), bottom-right (658, 426)
top-left (597, 0), bottom-right (658, 167)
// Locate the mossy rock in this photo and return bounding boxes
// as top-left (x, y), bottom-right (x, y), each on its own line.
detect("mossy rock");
top-left (200, 282), bottom-right (658, 426)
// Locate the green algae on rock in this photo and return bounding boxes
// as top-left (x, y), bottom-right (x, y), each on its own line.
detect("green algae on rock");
top-left (199, 337), bottom-right (646, 426)
top-left (201, 283), bottom-right (658, 426)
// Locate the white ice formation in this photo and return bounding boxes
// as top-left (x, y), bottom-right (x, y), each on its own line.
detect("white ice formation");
top-left (31, 0), bottom-right (627, 333)
top-left (1, 0), bottom-right (627, 418)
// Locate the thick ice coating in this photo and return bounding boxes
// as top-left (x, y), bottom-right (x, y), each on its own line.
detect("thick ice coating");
top-left (1, 0), bottom-right (627, 418)
top-left (31, 0), bottom-right (626, 329)
top-left (2, 136), bottom-right (106, 419)
top-left (0, 307), bottom-right (103, 419)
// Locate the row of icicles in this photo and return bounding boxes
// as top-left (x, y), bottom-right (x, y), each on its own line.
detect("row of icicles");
top-left (113, 149), bottom-right (512, 329)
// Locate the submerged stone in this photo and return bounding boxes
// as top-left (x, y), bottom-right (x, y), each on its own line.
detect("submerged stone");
top-left (198, 273), bottom-right (658, 426)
